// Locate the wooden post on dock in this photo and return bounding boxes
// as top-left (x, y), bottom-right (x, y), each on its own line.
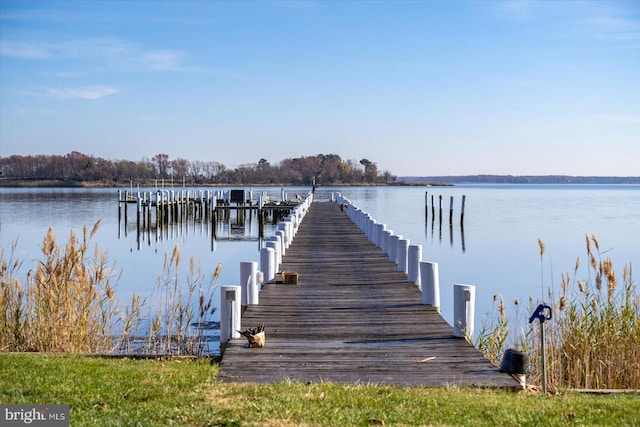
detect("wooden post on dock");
top-left (240, 261), bottom-right (259, 306)
top-left (269, 235), bottom-right (283, 268)
top-left (420, 261), bottom-right (440, 310)
top-left (220, 286), bottom-right (242, 351)
top-left (136, 195), bottom-right (142, 237)
top-left (407, 244), bottom-right (422, 286)
top-left (276, 230), bottom-right (286, 256)
top-left (397, 238), bottom-right (410, 273)
top-left (453, 284), bottom-right (475, 338)
top-left (389, 234), bottom-right (400, 263)
top-left (260, 247), bottom-right (276, 284)
top-left (117, 191), bottom-right (122, 238)
top-left (265, 240), bottom-right (280, 273)
top-left (155, 191), bottom-right (161, 228)
top-left (382, 229), bottom-right (393, 256)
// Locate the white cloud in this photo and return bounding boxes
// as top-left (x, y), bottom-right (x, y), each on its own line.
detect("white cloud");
top-left (15, 108), bottom-right (55, 115)
top-left (142, 50), bottom-right (190, 71)
top-left (1, 37), bottom-right (193, 72)
top-left (0, 40), bottom-right (52, 58)
top-left (25, 85), bottom-right (120, 100)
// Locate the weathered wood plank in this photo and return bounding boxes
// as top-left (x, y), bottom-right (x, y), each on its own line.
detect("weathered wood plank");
top-left (219, 201), bottom-right (519, 388)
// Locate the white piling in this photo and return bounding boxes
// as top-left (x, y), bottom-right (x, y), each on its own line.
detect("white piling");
top-left (219, 286), bottom-right (241, 346)
top-left (375, 223), bottom-right (386, 248)
top-left (240, 261), bottom-right (259, 306)
top-left (389, 234), bottom-right (400, 263)
top-left (420, 262), bottom-right (440, 309)
top-left (453, 284), bottom-right (476, 338)
top-left (365, 219), bottom-right (374, 241)
top-left (277, 223), bottom-right (288, 248)
top-left (260, 247), bottom-right (276, 283)
top-left (382, 229), bottom-right (393, 254)
top-left (397, 238), bottom-right (410, 273)
top-left (266, 240), bottom-right (280, 272)
top-left (276, 230), bottom-right (286, 255)
top-left (407, 244), bottom-right (422, 285)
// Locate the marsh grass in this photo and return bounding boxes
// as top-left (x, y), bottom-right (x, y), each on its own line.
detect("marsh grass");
top-left (0, 221), bottom-right (219, 355)
top-left (477, 235), bottom-right (639, 390)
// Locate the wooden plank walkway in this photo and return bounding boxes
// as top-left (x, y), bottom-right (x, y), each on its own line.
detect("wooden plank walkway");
top-left (219, 201), bottom-right (519, 388)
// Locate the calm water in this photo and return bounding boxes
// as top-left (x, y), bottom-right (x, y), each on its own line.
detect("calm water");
top-left (1, 184), bottom-right (639, 344)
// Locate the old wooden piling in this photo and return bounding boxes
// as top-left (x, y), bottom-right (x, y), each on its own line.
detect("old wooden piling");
top-left (117, 188), bottom-right (299, 245)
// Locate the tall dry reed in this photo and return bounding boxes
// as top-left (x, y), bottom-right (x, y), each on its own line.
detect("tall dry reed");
top-left (1, 221), bottom-right (118, 352)
top-left (1, 222), bottom-right (220, 355)
top-left (477, 235), bottom-right (639, 390)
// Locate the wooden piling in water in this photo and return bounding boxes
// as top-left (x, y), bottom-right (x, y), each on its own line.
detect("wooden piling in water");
top-left (449, 196), bottom-right (454, 227)
top-left (425, 191), bottom-right (429, 220)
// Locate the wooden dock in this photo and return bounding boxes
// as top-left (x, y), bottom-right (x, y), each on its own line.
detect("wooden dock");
top-left (219, 201), bottom-right (519, 388)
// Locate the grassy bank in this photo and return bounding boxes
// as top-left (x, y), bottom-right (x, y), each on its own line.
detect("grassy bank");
top-left (1, 353), bottom-right (638, 426)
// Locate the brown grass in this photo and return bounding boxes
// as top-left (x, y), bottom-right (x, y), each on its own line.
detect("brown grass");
top-left (1, 221), bottom-right (219, 355)
top-left (477, 235), bottom-right (639, 390)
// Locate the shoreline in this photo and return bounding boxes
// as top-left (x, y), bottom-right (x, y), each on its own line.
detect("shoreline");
top-left (0, 179), bottom-right (453, 188)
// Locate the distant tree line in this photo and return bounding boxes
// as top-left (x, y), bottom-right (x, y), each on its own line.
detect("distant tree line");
top-left (0, 152), bottom-right (397, 186)
top-left (400, 175), bottom-right (640, 184)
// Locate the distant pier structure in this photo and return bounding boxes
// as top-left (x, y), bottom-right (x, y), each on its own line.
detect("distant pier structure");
top-left (117, 188), bottom-right (300, 246)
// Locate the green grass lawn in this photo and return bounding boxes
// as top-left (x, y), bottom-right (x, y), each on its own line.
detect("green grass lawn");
top-left (1, 354), bottom-right (638, 426)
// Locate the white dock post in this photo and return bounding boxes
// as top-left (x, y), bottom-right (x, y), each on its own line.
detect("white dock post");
top-left (277, 223), bottom-right (289, 248)
top-left (366, 217), bottom-right (375, 241)
top-left (397, 238), bottom-right (410, 273)
top-left (266, 238), bottom-right (281, 271)
top-left (453, 284), bottom-right (476, 338)
top-left (240, 261), bottom-right (259, 306)
top-left (285, 219), bottom-right (294, 245)
top-left (382, 229), bottom-right (393, 254)
top-left (220, 286), bottom-right (241, 346)
top-left (420, 262), bottom-right (440, 310)
top-left (276, 230), bottom-right (286, 255)
top-left (407, 244), bottom-right (422, 285)
top-left (389, 234), bottom-right (401, 263)
top-left (375, 223), bottom-right (386, 248)
top-left (260, 247), bottom-right (276, 283)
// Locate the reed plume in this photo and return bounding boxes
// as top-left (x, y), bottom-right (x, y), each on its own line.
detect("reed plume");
top-left (1, 224), bottom-right (220, 356)
top-left (477, 235), bottom-right (639, 390)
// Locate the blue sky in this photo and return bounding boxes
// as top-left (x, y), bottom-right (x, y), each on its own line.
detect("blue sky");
top-left (1, 0), bottom-right (638, 176)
